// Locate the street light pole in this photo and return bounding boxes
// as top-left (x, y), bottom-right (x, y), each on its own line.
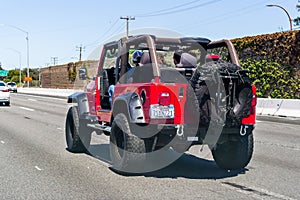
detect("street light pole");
top-left (267, 4), bottom-right (293, 31)
top-left (0, 24), bottom-right (30, 87)
top-left (26, 32), bottom-right (29, 87)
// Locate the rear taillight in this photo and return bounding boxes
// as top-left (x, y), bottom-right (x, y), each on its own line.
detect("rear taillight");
top-left (159, 92), bottom-right (170, 106)
top-left (242, 85), bottom-right (257, 125)
top-left (2, 89), bottom-right (9, 92)
top-left (251, 85), bottom-right (257, 110)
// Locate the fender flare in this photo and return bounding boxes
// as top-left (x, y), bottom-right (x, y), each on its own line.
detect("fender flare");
top-left (112, 92), bottom-right (145, 123)
top-left (67, 92), bottom-right (90, 117)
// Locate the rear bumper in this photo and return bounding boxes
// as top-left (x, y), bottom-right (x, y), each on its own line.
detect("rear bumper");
top-left (0, 94), bottom-right (10, 102)
top-left (154, 124), bottom-right (254, 146)
top-left (0, 99), bottom-right (10, 103)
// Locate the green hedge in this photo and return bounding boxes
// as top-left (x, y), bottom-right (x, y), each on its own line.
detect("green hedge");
top-left (231, 31), bottom-right (300, 99)
top-left (240, 59), bottom-right (300, 99)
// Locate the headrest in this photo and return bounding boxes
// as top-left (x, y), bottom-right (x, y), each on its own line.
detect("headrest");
top-left (176, 53), bottom-right (197, 68)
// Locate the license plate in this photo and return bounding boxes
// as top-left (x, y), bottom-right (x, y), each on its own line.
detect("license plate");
top-left (150, 105), bottom-right (174, 119)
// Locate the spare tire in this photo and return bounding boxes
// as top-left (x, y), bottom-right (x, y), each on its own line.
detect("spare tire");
top-left (190, 60), bottom-right (253, 127)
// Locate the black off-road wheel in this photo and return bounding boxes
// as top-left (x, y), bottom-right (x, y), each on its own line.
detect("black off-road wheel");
top-left (110, 113), bottom-right (146, 173)
top-left (65, 106), bottom-right (92, 153)
top-left (212, 133), bottom-right (254, 170)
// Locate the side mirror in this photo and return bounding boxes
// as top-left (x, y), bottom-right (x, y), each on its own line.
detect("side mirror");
top-left (79, 68), bottom-right (87, 80)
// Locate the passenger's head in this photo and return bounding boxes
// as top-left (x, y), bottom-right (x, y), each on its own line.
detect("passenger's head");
top-left (139, 52), bottom-right (151, 66)
top-left (176, 53), bottom-right (197, 68)
top-left (173, 51), bottom-right (182, 65)
top-left (132, 51), bottom-right (143, 66)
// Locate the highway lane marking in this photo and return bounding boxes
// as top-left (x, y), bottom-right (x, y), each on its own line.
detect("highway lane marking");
top-left (27, 98), bottom-right (37, 102)
top-left (221, 181), bottom-right (297, 200)
top-left (0, 141), bottom-right (5, 144)
top-left (19, 106), bottom-right (35, 112)
top-left (15, 94), bottom-right (66, 102)
top-left (34, 166), bottom-right (43, 171)
top-left (255, 140), bottom-right (300, 151)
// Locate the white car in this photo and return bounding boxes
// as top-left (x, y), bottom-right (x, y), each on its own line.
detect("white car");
top-left (0, 81), bottom-right (10, 106)
top-left (7, 82), bottom-right (17, 93)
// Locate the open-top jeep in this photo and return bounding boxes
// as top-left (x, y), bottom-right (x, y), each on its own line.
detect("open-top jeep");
top-left (65, 35), bottom-right (257, 173)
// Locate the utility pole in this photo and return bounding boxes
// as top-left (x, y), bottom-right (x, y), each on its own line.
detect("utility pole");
top-left (38, 67), bottom-right (41, 87)
top-left (120, 16), bottom-right (135, 38)
top-left (51, 57), bottom-right (58, 66)
top-left (76, 45), bottom-right (85, 61)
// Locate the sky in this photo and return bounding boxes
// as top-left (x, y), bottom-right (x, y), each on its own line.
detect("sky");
top-left (0, 0), bottom-right (298, 70)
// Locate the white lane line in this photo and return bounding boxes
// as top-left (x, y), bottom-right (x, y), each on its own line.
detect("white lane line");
top-left (17, 94), bottom-right (66, 101)
top-left (19, 106), bottom-right (35, 112)
top-left (221, 181), bottom-right (297, 200)
top-left (1, 141), bottom-right (5, 144)
top-left (255, 140), bottom-right (300, 151)
top-left (57, 127), bottom-right (62, 130)
top-left (34, 166), bottom-right (43, 171)
top-left (27, 98), bottom-right (37, 102)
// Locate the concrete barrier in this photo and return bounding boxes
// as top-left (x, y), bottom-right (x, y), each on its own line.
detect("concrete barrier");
top-left (16, 88), bottom-right (300, 118)
top-left (275, 99), bottom-right (300, 118)
top-left (257, 98), bottom-right (300, 118)
top-left (256, 98), bottom-right (266, 115)
top-left (257, 99), bottom-right (282, 115)
top-left (18, 88), bottom-right (82, 98)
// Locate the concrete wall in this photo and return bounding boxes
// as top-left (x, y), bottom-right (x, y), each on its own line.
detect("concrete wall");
top-left (41, 60), bottom-right (98, 89)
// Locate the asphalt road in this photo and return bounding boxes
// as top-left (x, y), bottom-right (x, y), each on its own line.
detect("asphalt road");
top-left (0, 93), bottom-right (299, 200)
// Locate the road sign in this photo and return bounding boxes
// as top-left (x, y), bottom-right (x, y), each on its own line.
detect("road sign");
top-left (0, 70), bottom-right (9, 76)
top-left (24, 77), bottom-right (32, 81)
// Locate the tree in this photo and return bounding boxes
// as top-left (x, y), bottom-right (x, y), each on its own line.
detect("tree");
top-left (294, 0), bottom-right (300, 27)
top-left (3, 69), bottom-right (23, 84)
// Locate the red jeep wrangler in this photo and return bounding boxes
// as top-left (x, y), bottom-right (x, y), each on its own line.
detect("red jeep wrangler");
top-left (65, 35), bottom-right (257, 173)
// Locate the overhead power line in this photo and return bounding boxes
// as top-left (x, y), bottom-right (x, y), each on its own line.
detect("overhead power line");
top-left (136, 0), bottom-right (200, 17)
top-left (85, 18), bottom-right (119, 47)
top-left (136, 0), bottom-right (222, 17)
top-left (174, 0), bottom-right (274, 31)
top-left (111, 24), bottom-right (126, 36)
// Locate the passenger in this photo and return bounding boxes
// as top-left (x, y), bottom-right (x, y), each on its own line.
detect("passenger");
top-left (176, 52), bottom-right (197, 68)
top-left (173, 51), bottom-right (182, 66)
top-left (139, 52), bottom-right (151, 66)
top-left (109, 51), bottom-right (144, 107)
top-left (108, 84), bottom-right (114, 108)
top-left (127, 51), bottom-right (143, 83)
top-left (132, 50), bottom-right (143, 67)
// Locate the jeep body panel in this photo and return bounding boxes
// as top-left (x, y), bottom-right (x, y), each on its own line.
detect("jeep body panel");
top-left (113, 82), bottom-right (188, 125)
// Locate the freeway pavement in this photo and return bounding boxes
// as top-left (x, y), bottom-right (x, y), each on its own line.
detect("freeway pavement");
top-left (0, 93), bottom-right (299, 199)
